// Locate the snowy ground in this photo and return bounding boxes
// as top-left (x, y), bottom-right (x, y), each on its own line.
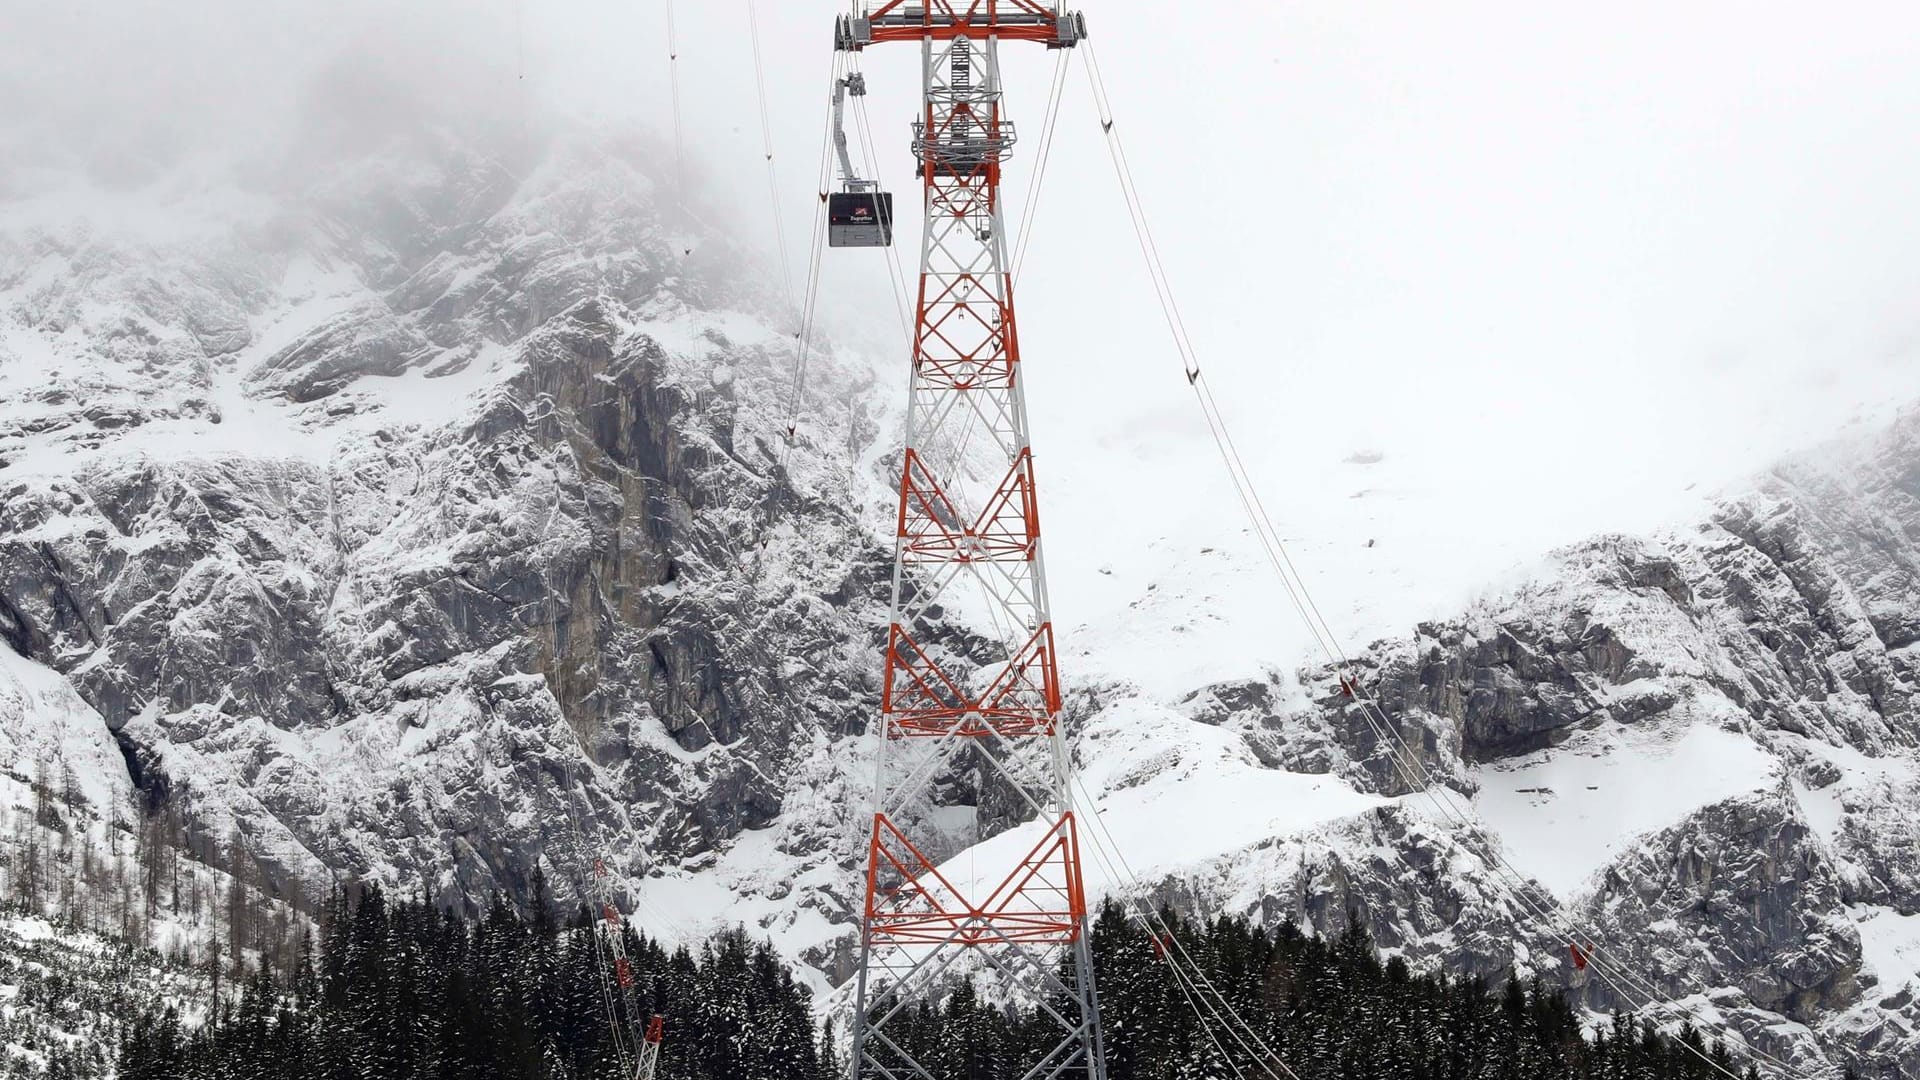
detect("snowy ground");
top-left (1471, 721), bottom-right (1780, 901)
top-left (0, 645), bottom-right (129, 815)
top-left (0, 906), bottom-right (212, 1076)
top-left (1854, 906), bottom-right (1920, 1001)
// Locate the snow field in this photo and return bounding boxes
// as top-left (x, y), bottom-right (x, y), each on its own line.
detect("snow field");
top-left (1471, 719), bottom-right (1780, 901)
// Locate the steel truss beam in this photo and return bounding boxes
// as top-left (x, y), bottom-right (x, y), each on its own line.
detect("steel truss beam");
top-left (846, 8), bottom-right (1105, 1080)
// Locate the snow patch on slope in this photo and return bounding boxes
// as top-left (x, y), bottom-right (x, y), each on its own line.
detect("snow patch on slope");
top-left (1854, 906), bottom-right (1920, 1000)
top-left (1788, 735), bottom-right (1920, 849)
top-left (953, 694), bottom-right (1388, 901)
top-left (1062, 536), bottom-right (1297, 700)
top-left (1472, 721), bottom-right (1779, 901)
top-left (0, 647), bottom-right (130, 814)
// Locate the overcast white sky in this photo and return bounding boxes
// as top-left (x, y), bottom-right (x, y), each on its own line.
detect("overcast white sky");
top-left (9, 1), bottom-right (1920, 686)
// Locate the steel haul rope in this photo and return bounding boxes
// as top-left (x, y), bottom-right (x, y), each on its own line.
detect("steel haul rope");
top-left (1012, 50), bottom-right (1071, 280)
top-left (1077, 35), bottom-right (1810, 1080)
top-left (1069, 774), bottom-right (1302, 1080)
top-left (746, 0), bottom-right (798, 311)
top-left (779, 48), bottom-right (846, 463)
top-left (848, 58), bottom-right (914, 339)
top-left (666, 0), bottom-right (687, 208)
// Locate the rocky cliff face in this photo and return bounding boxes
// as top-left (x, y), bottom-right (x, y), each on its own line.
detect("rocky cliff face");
top-left (8, 101), bottom-right (1920, 1078)
top-left (1170, 411), bottom-right (1920, 1075)
top-left (0, 115), bottom-right (897, 964)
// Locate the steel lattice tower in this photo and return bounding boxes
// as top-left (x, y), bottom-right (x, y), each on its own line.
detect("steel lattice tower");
top-left (838, 5), bottom-right (1104, 1080)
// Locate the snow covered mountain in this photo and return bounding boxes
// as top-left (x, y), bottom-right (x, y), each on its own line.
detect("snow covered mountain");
top-left (0, 102), bottom-right (898, 958)
top-left (1165, 418), bottom-right (1920, 1076)
top-left (6, 96), bottom-right (1920, 1078)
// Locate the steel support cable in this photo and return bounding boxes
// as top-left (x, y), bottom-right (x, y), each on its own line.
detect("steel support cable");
top-left (1083, 32), bottom-right (1736, 1062)
top-left (1177, 371), bottom-right (1669, 1033)
top-left (1066, 94), bottom-right (1446, 1075)
top-left (1076, 40), bottom-right (1810, 1080)
top-left (550, 774), bottom-right (634, 1068)
top-left (552, 762), bottom-right (639, 1078)
top-left (1316, 680), bottom-right (1779, 1077)
top-left (1181, 361), bottom-right (1811, 1080)
top-left (902, 56), bottom-right (1282, 1068)
top-left (1083, 746), bottom-right (1745, 1080)
top-left (1072, 776), bottom-right (1302, 1080)
top-left (1263, 618), bottom-right (1802, 1080)
top-left (666, 0), bottom-right (688, 214)
top-left (1012, 50), bottom-right (1071, 281)
top-left (1180, 226), bottom-right (1800, 1080)
top-left (746, 0), bottom-right (798, 312)
top-left (801, 50), bottom-right (842, 330)
top-left (1080, 44), bottom-right (1201, 375)
top-left (1078, 852), bottom-right (1283, 1080)
top-left (1149, 933), bottom-right (1263, 1080)
top-left (1080, 731), bottom-right (1716, 1080)
top-left (1140, 401), bottom-right (1663, 1080)
top-left (845, 55), bottom-right (913, 319)
top-left (525, 427), bottom-right (675, 1080)
top-left (574, 811), bottom-right (648, 1073)
top-left (1353, 739), bottom-right (1804, 1077)
top-left (781, 50), bottom-right (847, 465)
top-left (845, 67), bottom-right (914, 341)
top-left (1169, 183), bottom-right (1797, 1080)
top-left (848, 80), bottom-right (915, 340)
top-left (1069, 782), bottom-right (1300, 1080)
top-left (553, 765), bottom-right (703, 1080)
top-left (1070, 812), bottom-right (1257, 1080)
top-left (593, 924), bottom-right (639, 1075)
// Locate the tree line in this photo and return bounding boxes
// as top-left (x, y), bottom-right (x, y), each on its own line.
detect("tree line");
top-left (868, 903), bottom-right (1784, 1080)
top-left (1086, 903), bottom-right (1778, 1080)
top-left (114, 881), bottom-right (1829, 1080)
top-left (118, 873), bottom-right (831, 1080)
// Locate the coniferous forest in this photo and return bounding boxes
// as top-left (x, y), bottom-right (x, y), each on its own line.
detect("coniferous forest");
top-left (106, 881), bottom-right (1801, 1080)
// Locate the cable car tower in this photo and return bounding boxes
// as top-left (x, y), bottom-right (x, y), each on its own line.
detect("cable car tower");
top-left (831, 4), bottom-right (1103, 1079)
top-left (589, 858), bottom-right (668, 1080)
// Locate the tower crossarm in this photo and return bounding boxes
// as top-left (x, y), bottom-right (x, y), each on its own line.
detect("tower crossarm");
top-left (837, 3), bottom-right (1087, 49)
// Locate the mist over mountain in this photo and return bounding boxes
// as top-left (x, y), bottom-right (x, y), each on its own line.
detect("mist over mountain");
top-left (6, 4), bottom-right (1920, 1079)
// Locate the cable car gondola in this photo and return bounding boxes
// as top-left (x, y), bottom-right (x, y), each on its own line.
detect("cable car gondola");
top-left (829, 189), bottom-right (893, 248)
top-left (826, 72), bottom-right (894, 248)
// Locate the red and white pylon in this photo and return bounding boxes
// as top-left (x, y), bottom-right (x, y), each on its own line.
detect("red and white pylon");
top-left (591, 858), bottom-right (668, 1080)
top-left (637, 1014), bottom-right (666, 1080)
top-left (837, 5), bottom-right (1106, 1080)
